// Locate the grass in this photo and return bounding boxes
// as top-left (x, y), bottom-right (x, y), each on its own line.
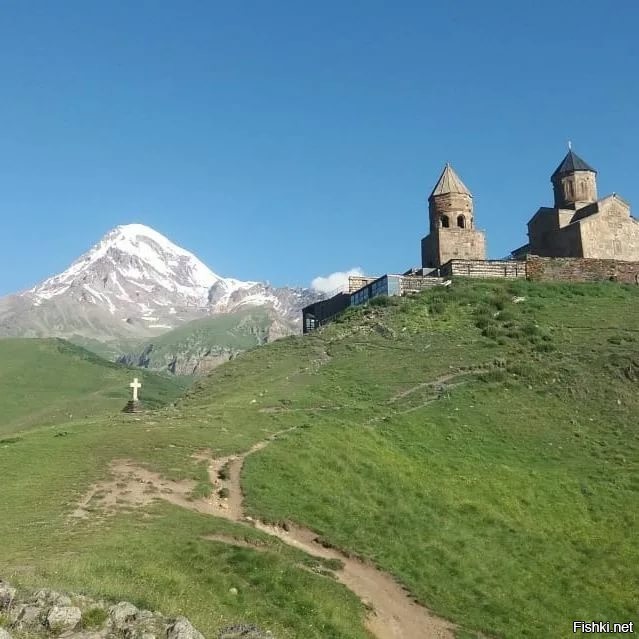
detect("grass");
top-left (239, 279), bottom-right (639, 638)
top-left (0, 338), bottom-right (189, 436)
top-left (0, 279), bottom-right (638, 638)
top-left (81, 607), bottom-right (108, 628)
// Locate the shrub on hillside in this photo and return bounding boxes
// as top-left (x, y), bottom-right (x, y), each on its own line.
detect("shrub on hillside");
top-left (488, 293), bottom-right (510, 311)
top-left (429, 301), bottom-right (446, 315)
top-left (521, 322), bottom-right (540, 336)
top-left (496, 308), bottom-right (516, 322)
top-left (81, 608), bottom-right (108, 629)
top-left (534, 341), bottom-right (555, 353)
top-left (369, 295), bottom-right (393, 307)
top-left (474, 309), bottom-right (493, 330)
top-left (481, 325), bottom-right (501, 340)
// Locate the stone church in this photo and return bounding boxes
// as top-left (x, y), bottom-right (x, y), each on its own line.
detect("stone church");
top-left (421, 163), bottom-right (486, 268)
top-left (514, 148), bottom-right (639, 261)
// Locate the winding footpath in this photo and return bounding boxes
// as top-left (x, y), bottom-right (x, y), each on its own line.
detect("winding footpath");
top-left (75, 429), bottom-right (456, 639)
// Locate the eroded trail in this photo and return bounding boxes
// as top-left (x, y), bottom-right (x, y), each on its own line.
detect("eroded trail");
top-left (74, 429), bottom-right (455, 639)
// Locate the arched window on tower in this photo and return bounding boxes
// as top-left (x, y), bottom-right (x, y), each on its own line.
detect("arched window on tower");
top-left (441, 215), bottom-right (450, 228)
top-left (457, 215), bottom-right (465, 228)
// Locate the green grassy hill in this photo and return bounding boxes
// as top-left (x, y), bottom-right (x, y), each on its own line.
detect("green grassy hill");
top-left (117, 308), bottom-right (284, 375)
top-left (0, 338), bottom-right (189, 435)
top-left (0, 280), bottom-right (637, 638)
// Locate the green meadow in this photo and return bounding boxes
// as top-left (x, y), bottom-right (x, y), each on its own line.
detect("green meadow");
top-left (0, 338), bottom-right (189, 436)
top-left (1, 279), bottom-right (638, 638)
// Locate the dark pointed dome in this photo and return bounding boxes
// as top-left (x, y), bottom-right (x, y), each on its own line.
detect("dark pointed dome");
top-left (552, 149), bottom-right (596, 178)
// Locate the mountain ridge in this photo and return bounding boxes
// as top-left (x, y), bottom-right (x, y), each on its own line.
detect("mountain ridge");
top-left (0, 223), bottom-right (322, 368)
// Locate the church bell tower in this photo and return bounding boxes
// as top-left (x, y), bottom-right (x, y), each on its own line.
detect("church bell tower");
top-left (421, 163), bottom-right (486, 268)
top-left (551, 147), bottom-right (598, 209)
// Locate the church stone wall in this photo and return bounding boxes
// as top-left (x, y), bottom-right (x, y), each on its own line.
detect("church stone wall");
top-left (528, 210), bottom-right (582, 257)
top-left (554, 222), bottom-right (583, 257)
top-left (436, 228), bottom-right (486, 265)
top-left (526, 256), bottom-right (639, 283)
top-left (578, 202), bottom-right (639, 261)
top-left (421, 234), bottom-right (436, 269)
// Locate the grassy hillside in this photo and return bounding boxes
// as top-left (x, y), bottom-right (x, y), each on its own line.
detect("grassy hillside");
top-left (118, 308), bottom-right (281, 374)
top-left (150, 309), bottom-right (275, 351)
top-left (0, 338), bottom-right (189, 435)
top-left (1, 279), bottom-right (638, 638)
top-left (68, 334), bottom-right (145, 362)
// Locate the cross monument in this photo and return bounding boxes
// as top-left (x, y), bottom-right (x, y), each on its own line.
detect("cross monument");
top-left (130, 378), bottom-right (142, 402)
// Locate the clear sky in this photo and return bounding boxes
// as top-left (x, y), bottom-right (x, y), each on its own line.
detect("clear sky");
top-left (1, 0), bottom-right (638, 295)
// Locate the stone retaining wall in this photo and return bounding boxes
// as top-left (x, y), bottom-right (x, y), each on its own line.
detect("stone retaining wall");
top-left (439, 259), bottom-right (526, 278)
top-left (525, 256), bottom-right (639, 283)
top-left (399, 276), bottom-right (443, 294)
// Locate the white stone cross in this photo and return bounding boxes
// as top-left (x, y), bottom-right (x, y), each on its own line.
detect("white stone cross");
top-left (130, 378), bottom-right (142, 402)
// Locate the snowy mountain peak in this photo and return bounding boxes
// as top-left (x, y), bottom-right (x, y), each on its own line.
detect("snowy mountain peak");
top-left (76, 223), bottom-right (222, 290)
top-left (0, 222), bottom-right (322, 348)
top-left (25, 222), bottom-right (257, 315)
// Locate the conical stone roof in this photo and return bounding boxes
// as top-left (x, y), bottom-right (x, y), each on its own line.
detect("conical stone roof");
top-left (429, 163), bottom-right (472, 198)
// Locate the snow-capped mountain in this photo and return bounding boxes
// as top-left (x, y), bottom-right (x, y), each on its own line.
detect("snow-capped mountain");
top-left (0, 224), bottom-right (321, 350)
top-left (28, 224), bottom-right (263, 323)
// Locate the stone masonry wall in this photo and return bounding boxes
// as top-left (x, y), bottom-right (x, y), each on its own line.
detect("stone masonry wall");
top-left (348, 276), bottom-right (377, 293)
top-left (578, 200), bottom-right (639, 261)
top-left (440, 259), bottom-right (526, 278)
top-left (399, 276), bottom-right (443, 294)
top-left (428, 192), bottom-right (473, 231)
top-left (525, 256), bottom-right (639, 283)
top-left (436, 229), bottom-right (486, 266)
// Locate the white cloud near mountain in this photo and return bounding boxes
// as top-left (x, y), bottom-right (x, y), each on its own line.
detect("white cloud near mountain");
top-left (311, 268), bottom-right (364, 294)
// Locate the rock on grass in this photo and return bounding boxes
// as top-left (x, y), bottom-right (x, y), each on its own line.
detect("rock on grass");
top-left (47, 606), bottom-right (82, 632)
top-left (166, 617), bottom-right (205, 639)
top-left (0, 582), bottom-right (16, 611)
top-left (108, 601), bottom-right (139, 629)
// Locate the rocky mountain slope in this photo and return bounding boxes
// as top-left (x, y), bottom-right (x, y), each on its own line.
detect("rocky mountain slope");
top-left (117, 307), bottom-right (289, 375)
top-left (0, 224), bottom-right (321, 368)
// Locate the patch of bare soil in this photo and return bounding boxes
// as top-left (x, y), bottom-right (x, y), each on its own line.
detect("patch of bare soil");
top-left (73, 427), bottom-right (456, 639)
top-left (72, 461), bottom-right (208, 519)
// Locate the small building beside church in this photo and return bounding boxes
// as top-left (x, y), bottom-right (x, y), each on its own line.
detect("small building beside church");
top-left (513, 148), bottom-right (639, 261)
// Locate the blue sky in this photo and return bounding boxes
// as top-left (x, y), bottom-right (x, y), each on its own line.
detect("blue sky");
top-left (1, 0), bottom-right (638, 295)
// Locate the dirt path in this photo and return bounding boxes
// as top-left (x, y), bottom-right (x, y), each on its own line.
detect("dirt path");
top-left (74, 429), bottom-right (456, 639)
top-left (388, 366), bottom-right (494, 403)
